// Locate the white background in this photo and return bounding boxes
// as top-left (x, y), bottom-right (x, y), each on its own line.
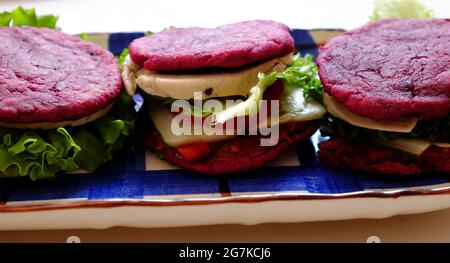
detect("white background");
top-left (0, 0), bottom-right (448, 33)
top-left (0, 0), bottom-right (449, 242)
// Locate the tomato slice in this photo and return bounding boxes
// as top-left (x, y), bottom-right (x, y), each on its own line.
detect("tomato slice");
top-left (177, 141), bottom-right (211, 162)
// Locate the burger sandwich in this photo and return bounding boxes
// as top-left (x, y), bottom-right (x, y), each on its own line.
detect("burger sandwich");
top-left (0, 7), bottom-right (133, 180)
top-left (122, 20), bottom-right (326, 174)
top-left (317, 19), bottom-right (450, 175)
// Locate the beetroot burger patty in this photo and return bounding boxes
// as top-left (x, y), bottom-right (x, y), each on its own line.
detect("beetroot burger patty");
top-left (140, 117), bottom-right (319, 175)
top-left (0, 26), bottom-right (122, 124)
top-left (129, 20), bottom-right (294, 71)
top-left (317, 19), bottom-right (450, 120)
top-left (319, 138), bottom-right (450, 175)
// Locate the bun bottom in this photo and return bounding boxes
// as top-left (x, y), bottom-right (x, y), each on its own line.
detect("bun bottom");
top-left (137, 112), bottom-right (319, 175)
top-left (319, 137), bottom-right (450, 175)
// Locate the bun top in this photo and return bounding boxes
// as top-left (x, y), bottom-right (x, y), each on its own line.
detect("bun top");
top-left (129, 20), bottom-right (294, 71)
top-left (0, 27), bottom-right (122, 125)
top-left (318, 19), bottom-right (450, 120)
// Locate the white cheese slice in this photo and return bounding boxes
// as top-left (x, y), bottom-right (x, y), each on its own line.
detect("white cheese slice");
top-left (122, 53), bottom-right (293, 99)
top-left (278, 85), bottom-right (326, 123)
top-left (149, 85), bottom-right (326, 147)
top-left (369, 138), bottom-right (449, 156)
top-left (323, 93), bottom-right (417, 133)
top-left (435, 142), bottom-right (450, 148)
top-left (148, 100), bottom-right (235, 147)
top-left (259, 85), bottom-right (326, 128)
top-left (0, 103), bottom-right (113, 130)
top-left (370, 137), bottom-right (432, 156)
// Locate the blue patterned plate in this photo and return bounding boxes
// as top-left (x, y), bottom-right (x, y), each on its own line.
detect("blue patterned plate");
top-left (0, 30), bottom-right (448, 230)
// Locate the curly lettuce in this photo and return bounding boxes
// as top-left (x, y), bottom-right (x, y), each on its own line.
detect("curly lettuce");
top-left (369, 0), bottom-right (434, 21)
top-left (0, 91), bottom-right (134, 180)
top-left (0, 128), bottom-right (79, 180)
top-left (276, 53), bottom-right (323, 102)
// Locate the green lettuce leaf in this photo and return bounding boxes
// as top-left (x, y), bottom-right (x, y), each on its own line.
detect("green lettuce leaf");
top-left (212, 72), bottom-right (277, 124)
top-left (212, 53), bottom-right (324, 124)
top-left (36, 14), bottom-right (59, 28)
top-left (0, 11), bottom-right (12, 26)
top-left (0, 6), bottom-right (58, 28)
top-left (321, 115), bottom-right (449, 143)
top-left (369, 0), bottom-right (434, 21)
top-left (73, 91), bottom-right (135, 171)
top-left (0, 128), bottom-right (80, 180)
top-left (0, 91), bottom-right (135, 180)
top-left (78, 33), bottom-right (90, 41)
top-left (118, 48), bottom-right (129, 71)
top-left (276, 53), bottom-right (323, 102)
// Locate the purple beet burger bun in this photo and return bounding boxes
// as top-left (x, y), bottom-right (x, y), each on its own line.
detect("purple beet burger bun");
top-left (317, 19), bottom-right (450, 175)
top-left (128, 20), bottom-right (294, 71)
top-left (0, 26), bottom-right (122, 127)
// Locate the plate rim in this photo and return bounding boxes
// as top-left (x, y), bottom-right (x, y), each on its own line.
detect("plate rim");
top-left (0, 193), bottom-right (449, 230)
top-left (1, 183), bottom-right (449, 213)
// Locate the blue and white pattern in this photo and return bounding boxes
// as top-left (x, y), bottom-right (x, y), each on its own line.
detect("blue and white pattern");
top-left (0, 29), bottom-right (448, 206)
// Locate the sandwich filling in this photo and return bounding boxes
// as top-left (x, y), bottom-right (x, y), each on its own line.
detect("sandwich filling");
top-left (124, 52), bottom-right (326, 154)
top-left (123, 53), bottom-right (293, 99)
top-left (322, 93), bottom-right (449, 157)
